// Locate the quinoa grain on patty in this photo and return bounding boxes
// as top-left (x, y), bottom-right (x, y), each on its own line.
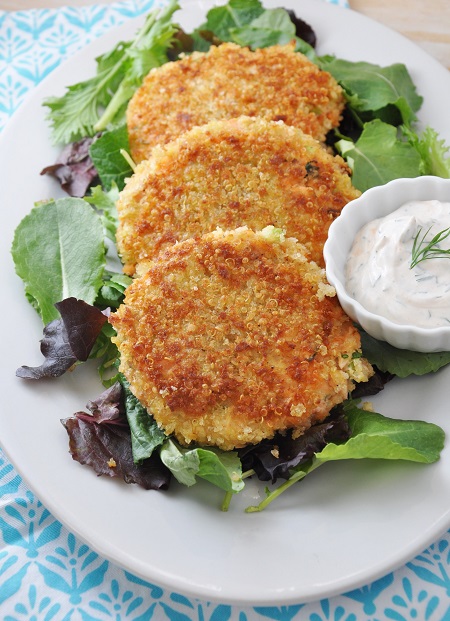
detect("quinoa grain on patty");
top-left (127, 42), bottom-right (346, 163)
top-left (110, 226), bottom-right (373, 451)
top-left (117, 116), bottom-right (360, 275)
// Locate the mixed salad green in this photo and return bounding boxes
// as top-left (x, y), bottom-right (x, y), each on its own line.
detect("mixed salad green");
top-left (11, 0), bottom-right (450, 511)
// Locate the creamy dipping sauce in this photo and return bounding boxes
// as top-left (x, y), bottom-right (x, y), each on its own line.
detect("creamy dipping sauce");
top-left (346, 199), bottom-right (450, 328)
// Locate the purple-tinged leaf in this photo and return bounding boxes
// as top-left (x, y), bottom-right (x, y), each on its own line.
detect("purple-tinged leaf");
top-left (40, 136), bottom-right (100, 197)
top-left (239, 412), bottom-right (351, 483)
top-left (351, 369), bottom-right (394, 399)
top-left (16, 318), bottom-right (77, 379)
top-left (83, 381), bottom-right (127, 425)
top-left (286, 9), bottom-right (316, 47)
top-left (16, 298), bottom-right (108, 380)
top-left (54, 298), bottom-right (108, 361)
top-left (61, 415), bottom-right (171, 490)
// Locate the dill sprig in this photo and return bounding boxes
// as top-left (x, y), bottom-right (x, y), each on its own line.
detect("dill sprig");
top-left (410, 225), bottom-right (450, 268)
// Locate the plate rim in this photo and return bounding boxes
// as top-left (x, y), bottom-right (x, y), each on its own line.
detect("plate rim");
top-left (1, 0), bottom-right (450, 606)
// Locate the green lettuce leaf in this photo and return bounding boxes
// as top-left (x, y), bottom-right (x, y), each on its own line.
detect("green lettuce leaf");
top-left (316, 403), bottom-right (444, 464)
top-left (88, 322), bottom-right (121, 386)
top-left (197, 0), bottom-right (264, 42)
top-left (196, 2), bottom-right (315, 57)
top-left (160, 439), bottom-right (244, 493)
top-left (120, 376), bottom-right (166, 463)
top-left (230, 8), bottom-right (297, 49)
top-left (11, 198), bottom-right (106, 324)
top-left (89, 126), bottom-right (133, 191)
top-left (320, 58), bottom-right (423, 126)
top-left (84, 183), bottom-right (120, 242)
top-left (360, 330), bottom-right (450, 377)
top-left (246, 401), bottom-right (444, 511)
top-left (95, 271), bottom-right (131, 309)
top-left (336, 120), bottom-right (422, 191)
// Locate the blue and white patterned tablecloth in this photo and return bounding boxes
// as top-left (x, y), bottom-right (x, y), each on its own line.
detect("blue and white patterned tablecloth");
top-left (1, 1), bottom-right (450, 619)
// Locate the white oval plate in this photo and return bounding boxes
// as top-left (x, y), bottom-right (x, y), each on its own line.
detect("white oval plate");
top-left (1, 0), bottom-right (449, 606)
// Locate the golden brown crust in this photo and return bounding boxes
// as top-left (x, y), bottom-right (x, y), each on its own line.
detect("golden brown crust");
top-left (117, 116), bottom-right (360, 275)
top-left (127, 42), bottom-right (345, 163)
top-left (110, 227), bottom-right (372, 450)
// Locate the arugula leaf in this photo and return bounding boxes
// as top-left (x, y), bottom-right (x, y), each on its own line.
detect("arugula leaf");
top-left (160, 439), bottom-right (244, 493)
top-left (336, 120), bottom-right (422, 192)
top-left (320, 58), bottom-right (423, 126)
top-left (11, 198), bottom-right (106, 324)
top-left (246, 401), bottom-right (444, 511)
top-left (360, 330), bottom-right (450, 377)
top-left (89, 125), bottom-right (133, 191)
top-left (44, 0), bottom-right (180, 144)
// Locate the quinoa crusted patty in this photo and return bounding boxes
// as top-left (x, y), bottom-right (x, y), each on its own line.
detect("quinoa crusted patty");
top-left (127, 42), bottom-right (345, 163)
top-left (117, 116), bottom-right (360, 275)
top-left (110, 226), bottom-right (373, 451)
